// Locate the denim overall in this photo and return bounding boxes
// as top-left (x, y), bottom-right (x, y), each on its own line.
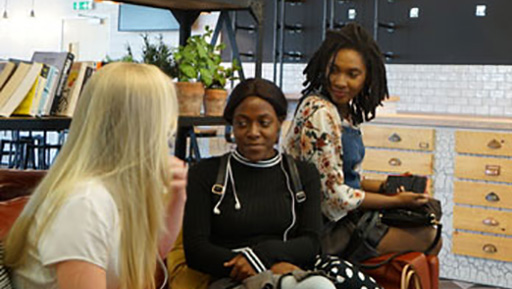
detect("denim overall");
top-left (341, 124), bottom-right (365, 189)
top-left (339, 124), bottom-right (387, 262)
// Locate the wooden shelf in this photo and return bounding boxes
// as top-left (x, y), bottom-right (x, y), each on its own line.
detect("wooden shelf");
top-left (117, 0), bottom-right (256, 11)
top-left (0, 117), bottom-right (71, 131)
top-left (0, 116), bottom-right (226, 131)
top-left (178, 115), bottom-right (226, 127)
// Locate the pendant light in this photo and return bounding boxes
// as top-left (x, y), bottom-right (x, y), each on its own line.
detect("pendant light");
top-left (29, 0), bottom-right (35, 17)
top-left (2, 0), bottom-right (7, 19)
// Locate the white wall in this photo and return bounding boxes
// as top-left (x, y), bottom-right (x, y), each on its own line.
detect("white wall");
top-left (0, 0), bottom-right (218, 62)
top-left (267, 62), bottom-right (512, 118)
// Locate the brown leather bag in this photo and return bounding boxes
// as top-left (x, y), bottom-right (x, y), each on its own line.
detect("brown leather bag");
top-left (361, 252), bottom-right (439, 289)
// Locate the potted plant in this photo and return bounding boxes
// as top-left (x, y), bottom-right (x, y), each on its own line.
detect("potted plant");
top-left (172, 28), bottom-right (216, 116)
top-left (203, 59), bottom-right (240, 116)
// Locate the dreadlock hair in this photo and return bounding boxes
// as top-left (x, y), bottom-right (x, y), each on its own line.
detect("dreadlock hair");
top-left (302, 22), bottom-right (389, 125)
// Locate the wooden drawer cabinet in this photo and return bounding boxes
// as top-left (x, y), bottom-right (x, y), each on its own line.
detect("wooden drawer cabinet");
top-left (363, 149), bottom-right (433, 175)
top-left (454, 181), bottom-right (512, 209)
top-left (363, 125), bottom-right (434, 151)
top-left (456, 131), bottom-right (512, 157)
top-left (453, 206), bottom-right (512, 235)
top-left (453, 231), bottom-right (512, 262)
top-left (453, 129), bottom-right (512, 266)
top-left (455, 155), bottom-right (512, 183)
top-left (361, 118), bottom-right (512, 287)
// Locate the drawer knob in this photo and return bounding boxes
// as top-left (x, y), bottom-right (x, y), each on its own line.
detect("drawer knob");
top-left (388, 133), bottom-right (402, 143)
top-left (482, 244), bottom-right (497, 254)
top-left (487, 139), bottom-right (502, 149)
top-left (484, 165), bottom-right (501, 176)
top-left (485, 192), bottom-right (500, 202)
top-left (482, 217), bottom-right (499, 226)
top-left (388, 158), bottom-right (402, 166)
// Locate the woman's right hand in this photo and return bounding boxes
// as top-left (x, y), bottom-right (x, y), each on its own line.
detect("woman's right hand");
top-left (394, 191), bottom-right (429, 208)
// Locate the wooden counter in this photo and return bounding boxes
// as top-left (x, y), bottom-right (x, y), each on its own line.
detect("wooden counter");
top-left (372, 113), bottom-right (512, 131)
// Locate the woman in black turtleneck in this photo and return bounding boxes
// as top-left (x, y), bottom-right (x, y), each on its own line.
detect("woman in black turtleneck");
top-left (182, 78), bottom-right (335, 289)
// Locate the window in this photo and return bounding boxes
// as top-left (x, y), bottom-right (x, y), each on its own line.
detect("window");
top-left (118, 4), bottom-right (180, 32)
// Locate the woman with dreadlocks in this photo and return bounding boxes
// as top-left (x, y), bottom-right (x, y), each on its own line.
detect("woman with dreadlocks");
top-left (284, 23), bottom-right (442, 264)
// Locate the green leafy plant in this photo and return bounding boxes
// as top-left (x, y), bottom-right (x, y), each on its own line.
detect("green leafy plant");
top-left (104, 35), bottom-right (177, 78)
top-left (104, 45), bottom-right (136, 63)
top-left (173, 26), bottom-right (239, 88)
top-left (173, 27), bottom-right (212, 83)
top-left (141, 34), bottom-right (177, 77)
top-left (209, 59), bottom-right (240, 89)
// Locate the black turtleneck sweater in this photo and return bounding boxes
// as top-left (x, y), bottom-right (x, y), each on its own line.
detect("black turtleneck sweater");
top-left (183, 151), bottom-right (322, 278)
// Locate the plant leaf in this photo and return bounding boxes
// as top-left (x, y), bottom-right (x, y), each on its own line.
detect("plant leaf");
top-left (180, 63), bottom-right (197, 79)
top-left (199, 67), bottom-right (213, 87)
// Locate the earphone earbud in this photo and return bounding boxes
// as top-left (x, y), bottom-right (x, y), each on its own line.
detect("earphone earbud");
top-left (213, 207), bottom-right (221, 215)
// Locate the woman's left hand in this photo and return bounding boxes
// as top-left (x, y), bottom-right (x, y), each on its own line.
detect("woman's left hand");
top-left (224, 254), bottom-right (257, 282)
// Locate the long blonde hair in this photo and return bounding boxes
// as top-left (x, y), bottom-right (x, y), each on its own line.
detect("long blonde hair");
top-left (5, 62), bottom-right (178, 289)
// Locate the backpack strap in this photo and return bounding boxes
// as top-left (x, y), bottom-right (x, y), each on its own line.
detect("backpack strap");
top-left (283, 154), bottom-right (306, 203)
top-left (211, 153), bottom-right (230, 195)
top-left (212, 153), bottom-right (306, 203)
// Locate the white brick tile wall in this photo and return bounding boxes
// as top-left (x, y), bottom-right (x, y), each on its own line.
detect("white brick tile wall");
top-left (269, 63), bottom-right (512, 118)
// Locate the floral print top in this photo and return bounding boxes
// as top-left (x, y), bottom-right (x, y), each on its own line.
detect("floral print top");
top-left (283, 95), bottom-right (365, 222)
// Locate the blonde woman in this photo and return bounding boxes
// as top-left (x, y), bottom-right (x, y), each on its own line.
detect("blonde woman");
top-left (5, 63), bottom-right (187, 289)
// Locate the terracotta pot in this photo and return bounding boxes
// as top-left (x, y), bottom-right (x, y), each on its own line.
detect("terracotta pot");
top-left (204, 88), bottom-right (228, 116)
top-left (175, 82), bottom-right (205, 116)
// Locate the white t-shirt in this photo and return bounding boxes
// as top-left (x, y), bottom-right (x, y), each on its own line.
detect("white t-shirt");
top-left (12, 179), bottom-right (120, 289)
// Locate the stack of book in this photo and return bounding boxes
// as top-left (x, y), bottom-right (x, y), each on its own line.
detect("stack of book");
top-left (0, 51), bottom-right (96, 118)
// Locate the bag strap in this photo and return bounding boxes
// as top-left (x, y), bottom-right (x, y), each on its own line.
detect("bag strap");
top-left (401, 264), bottom-right (423, 289)
top-left (283, 154), bottom-right (306, 203)
top-left (342, 211), bottom-right (380, 260)
top-left (212, 153), bottom-right (229, 195)
top-left (424, 223), bottom-right (442, 255)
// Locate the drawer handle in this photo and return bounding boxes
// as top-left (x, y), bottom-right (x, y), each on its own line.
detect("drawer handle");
top-left (482, 244), bottom-right (497, 254)
top-left (484, 165), bottom-right (501, 176)
top-left (487, 139), bottom-right (502, 149)
top-left (419, 142), bottom-right (430, 149)
top-left (388, 158), bottom-right (402, 166)
top-left (482, 217), bottom-right (499, 226)
top-left (485, 192), bottom-right (500, 202)
top-left (388, 133), bottom-right (402, 143)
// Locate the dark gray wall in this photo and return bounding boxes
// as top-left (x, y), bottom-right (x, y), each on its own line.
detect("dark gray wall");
top-left (223, 0), bottom-right (512, 65)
